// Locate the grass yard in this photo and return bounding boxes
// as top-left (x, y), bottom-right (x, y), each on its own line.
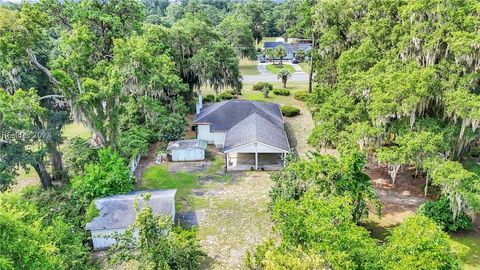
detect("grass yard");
top-left (298, 62), bottom-right (310, 73)
top-left (62, 122), bottom-right (91, 141)
top-left (239, 58), bottom-right (260, 75)
top-left (266, 63), bottom-right (295, 74)
top-left (451, 232), bottom-right (480, 270)
top-left (139, 164), bottom-right (206, 211)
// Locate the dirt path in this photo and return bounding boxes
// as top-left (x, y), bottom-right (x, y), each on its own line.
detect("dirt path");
top-left (364, 162), bottom-right (428, 237)
top-left (197, 172), bottom-right (273, 269)
top-left (134, 143), bottom-right (160, 187)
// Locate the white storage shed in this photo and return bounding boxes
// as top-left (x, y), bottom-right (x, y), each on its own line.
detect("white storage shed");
top-left (85, 190), bottom-right (176, 250)
top-left (167, 139), bottom-right (207, 161)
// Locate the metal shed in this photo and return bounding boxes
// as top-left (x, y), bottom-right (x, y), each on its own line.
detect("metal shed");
top-left (167, 139), bottom-right (207, 161)
top-left (85, 190), bottom-right (176, 250)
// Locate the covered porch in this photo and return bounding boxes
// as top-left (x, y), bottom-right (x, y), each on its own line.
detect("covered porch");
top-left (224, 142), bottom-right (288, 171)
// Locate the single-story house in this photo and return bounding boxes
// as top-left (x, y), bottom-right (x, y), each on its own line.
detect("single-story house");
top-left (85, 190), bottom-right (176, 250)
top-left (193, 99), bottom-right (290, 171)
top-left (167, 139), bottom-right (207, 161)
top-left (264, 41), bottom-right (312, 60)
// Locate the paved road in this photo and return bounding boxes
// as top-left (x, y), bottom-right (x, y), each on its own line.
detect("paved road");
top-left (244, 61), bottom-right (309, 83)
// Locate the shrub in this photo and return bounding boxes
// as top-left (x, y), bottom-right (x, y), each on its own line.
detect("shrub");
top-left (72, 148), bottom-right (133, 200)
top-left (227, 90), bottom-right (241, 96)
top-left (218, 92), bottom-right (235, 100)
top-left (202, 94), bottom-right (215, 103)
top-left (281, 105), bottom-right (300, 117)
top-left (294, 91), bottom-right (311, 101)
top-left (417, 196), bottom-right (472, 232)
top-left (253, 82), bottom-right (273, 91)
top-left (158, 114), bottom-right (187, 142)
top-left (118, 126), bottom-right (152, 160)
top-left (272, 88), bottom-right (290, 96)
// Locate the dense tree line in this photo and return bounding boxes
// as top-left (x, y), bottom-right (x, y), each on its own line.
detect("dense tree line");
top-left (306, 0), bottom-right (480, 224)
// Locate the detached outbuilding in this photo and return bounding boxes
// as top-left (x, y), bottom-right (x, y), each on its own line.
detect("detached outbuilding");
top-left (85, 190), bottom-right (176, 250)
top-left (167, 139), bottom-right (207, 161)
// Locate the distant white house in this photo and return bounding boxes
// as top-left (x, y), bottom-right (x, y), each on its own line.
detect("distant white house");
top-left (193, 99), bottom-right (290, 171)
top-left (85, 190), bottom-right (176, 250)
top-left (167, 139), bottom-right (207, 161)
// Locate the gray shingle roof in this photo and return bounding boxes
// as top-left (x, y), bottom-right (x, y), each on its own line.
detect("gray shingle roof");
top-left (224, 113), bottom-right (289, 152)
top-left (194, 100), bottom-right (284, 131)
top-left (85, 190), bottom-right (176, 230)
top-left (167, 139), bottom-right (207, 150)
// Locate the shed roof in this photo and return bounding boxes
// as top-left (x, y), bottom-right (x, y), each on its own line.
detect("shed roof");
top-left (85, 190), bottom-right (176, 230)
top-left (167, 139), bottom-right (207, 150)
top-left (224, 113), bottom-right (290, 152)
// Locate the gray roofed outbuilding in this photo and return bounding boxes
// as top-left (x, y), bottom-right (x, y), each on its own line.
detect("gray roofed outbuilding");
top-left (85, 190), bottom-right (176, 230)
top-left (167, 139), bottom-right (207, 150)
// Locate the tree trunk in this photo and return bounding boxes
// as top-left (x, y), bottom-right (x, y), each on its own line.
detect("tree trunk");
top-left (280, 57), bottom-right (283, 67)
top-left (308, 34), bottom-right (315, 93)
top-left (47, 141), bottom-right (65, 182)
top-left (283, 80), bottom-right (287, 88)
top-left (32, 161), bottom-right (53, 189)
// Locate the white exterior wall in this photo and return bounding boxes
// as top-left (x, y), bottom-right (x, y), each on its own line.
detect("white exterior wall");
top-left (197, 124), bottom-right (226, 147)
top-left (91, 228), bottom-right (126, 250)
top-left (171, 148), bottom-right (205, 161)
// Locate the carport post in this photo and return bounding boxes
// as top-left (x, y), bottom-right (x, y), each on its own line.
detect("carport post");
top-left (255, 152), bottom-right (258, 170)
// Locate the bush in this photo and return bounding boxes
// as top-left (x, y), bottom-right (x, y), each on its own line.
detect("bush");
top-left (118, 126), bottom-right (152, 160)
top-left (72, 148), bottom-right (133, 200)
top-left (226, 90), bottom-right (240, 96)
top-left (417, 196), bottom-right (472, 232)
top-left (272, 88), bottom-right (290, 96)
top-left (218, 92), bottom-right (235, 100)
top-left (281, 105), bottom-right (300, 117)
top-left (253, 82), bottom-right (273, 91)
top-left (202, 94), bottom-right (215, 103)
top-left (294, 91), bottom-right (311, 101)
top-left (158, 113), bottom-right (187, 142)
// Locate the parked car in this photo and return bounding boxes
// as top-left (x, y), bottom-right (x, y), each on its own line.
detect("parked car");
top-left (259, 56), bottom-right (267, 63)
top-left (291, 57), bottom-right (299, 64)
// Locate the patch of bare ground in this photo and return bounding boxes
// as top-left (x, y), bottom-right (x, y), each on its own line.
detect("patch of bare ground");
top-left (133, 143), bottom-right (160, 187)
top-left (363, 162), bottom-right (428, 239)
top-left (197, 171), bottom-right (273, 270)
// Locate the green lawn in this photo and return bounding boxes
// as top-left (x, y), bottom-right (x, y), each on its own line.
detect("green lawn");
top-left (266, 63), bottom-right (295, 74)
top-left (239, 58), bottom-right (260, 75)
top-left (139, 164), bottom-right (204, 211)
top-left (298, 62), bottom-right (311, 73)
top-left (451, 232), bottom-right (480, 270)
top-left (62, 122), bottom-right (91, 140)
top-left (139, 157), bottom-right (230, 211)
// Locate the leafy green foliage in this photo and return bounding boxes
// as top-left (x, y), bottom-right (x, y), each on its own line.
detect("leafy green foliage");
top-left (1, 189), bottom-right (96, 270)
top-left (272, 88), bottom-right (290, 96)
top-left (253, 82), bottom-right (273, 91)
top-left (417, 197), bottom-right (472, 232)
top-left (280, 105), bottom-right (300, 117)
top-left (118, 127), bottom-right (152, 160)
top-left (277, 68), bottom-right (291, 88)
top-left (108, 194), bottom-right (206, 269)
top-left (203, 94), bottom-right (216, 103)
top-left (218, 92), bottom-right (235, 100)
top-left (64, 137), bottom-right (98, 177)
top-left (293, 91), bottom-right (310, 101)
top-left (269, 191), bottom-right (383, 269)
top-left (383, 215), bottom-right (461, 270)
top-left (72, 148), bottom-right (133, 200)
top-left (270, 152), bottom-right (379, 223)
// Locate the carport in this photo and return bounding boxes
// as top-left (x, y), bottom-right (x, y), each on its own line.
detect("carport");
top-left (224, 141), bottom-right (288, 171)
